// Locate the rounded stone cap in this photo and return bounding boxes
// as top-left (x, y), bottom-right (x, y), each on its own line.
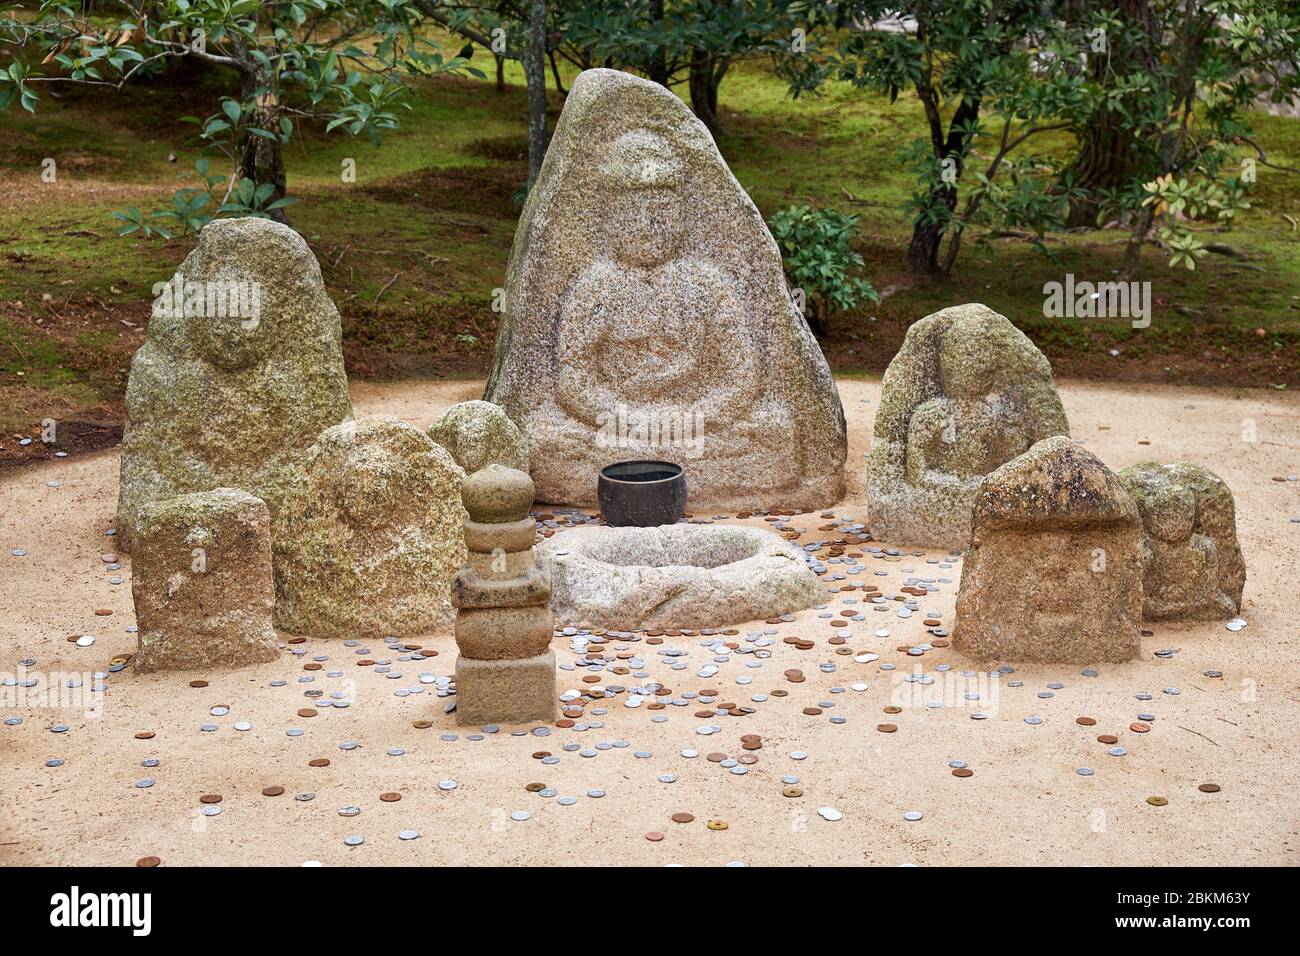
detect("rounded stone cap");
top-left (462, 464), bottom-right (535, 523)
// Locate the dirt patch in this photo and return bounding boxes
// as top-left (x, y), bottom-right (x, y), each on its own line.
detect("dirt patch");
top-left (467, 135), bottom-right (529, 163)
top-left (0, 419), bottom-right (123, 466)
top-left (363, 164), bottom-right (524, 220)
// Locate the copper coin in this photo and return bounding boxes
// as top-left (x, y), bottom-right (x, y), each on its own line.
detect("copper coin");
top-left (136, 856), bottom-right (161, 868)
top-left (1199, 783), bottom-right (1221, 793)
top-left (199, 794), bottom-right (222, 804)
top-left (931, 638), bottom-right (950, 648)
top-left (303, 663), bottom-right (322, 671)
top-left (877, 723), bottom-right (898, 733)
top-left (741, 734), bottom-right (761, 743)
top-left (706, 752), bottom-right (727, 763)
top-left (189, 680), bottom-right (209, 688)
top-left (787, 674), bottom-right (805, 683)
top-left (770, 689), bottom-right (789, 698)
top-left (923, 618), bottom-right (941, 627)
top-left (134, 731), bottom-right (155, 740)
top-left (952, 768), bottom-right (974, 778)
top-left (531, 751), bottom-right (551, 759)
top-left (412, 719), bottom-right (433, 729)
top-left (802, 707), bottom-right (822, 716)
top-left (695, 710), bottom-right (715, 718)
top-left (524, 782), bottom-right (546, 793)
top-left (1130, 722), bottom-right (1150, 733)
top-left (357, 660), bottom-right (375, 666)
top-left (828, 635), bottom-right (846, 645)
top-left (298, 708), bottom-right (318, 718)
top-left (261, 786), bottom-right (285, 796)
top-left (287, 637), bottom-right (306, 645)
top-left (795, 640), bottom-right (814, 650)
top-left (741, 741), bottom-right (762, 751)
top-left (671, 812), bottom-right (695, 823)
top-left (1097, 734), bottom-right (1119, 745)
top-left (308, 758), bottom-right (330, 767)
top-left (737, 754), bottom-right (758, 765)
top-left (380, 792), bottom-right (402, 802)
top-left (581, 675), bottom-right (600, 683)
top-left (1076, 716), bottom-right (1096, 726)
top-left (420, 649), bottom-right (439, 658)
top-left (645, 831), bottom-right (664, 842)
top-left (555, 718), bottom-right (575, 728)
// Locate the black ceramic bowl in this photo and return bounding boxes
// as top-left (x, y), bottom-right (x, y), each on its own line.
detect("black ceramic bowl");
top-left (598, 460), bottom-right (687, 527)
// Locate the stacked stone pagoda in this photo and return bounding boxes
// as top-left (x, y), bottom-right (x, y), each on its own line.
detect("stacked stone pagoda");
top-left (452, 465), bottom-right (556, 724)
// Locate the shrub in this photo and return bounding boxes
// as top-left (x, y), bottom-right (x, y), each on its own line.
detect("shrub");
top-left (768, 204), bottom-right (877, 335)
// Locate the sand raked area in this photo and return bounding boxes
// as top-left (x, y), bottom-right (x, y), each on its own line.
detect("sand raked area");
top-left (1, 376), bottom-right (1297, 866)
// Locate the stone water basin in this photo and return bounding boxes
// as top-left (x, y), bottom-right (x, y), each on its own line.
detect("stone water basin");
top-left (537, 524), bottom-right (824, 630)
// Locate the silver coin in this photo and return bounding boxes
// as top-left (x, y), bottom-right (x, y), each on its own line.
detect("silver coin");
top-left (344, 835), bottom-right (364, 846)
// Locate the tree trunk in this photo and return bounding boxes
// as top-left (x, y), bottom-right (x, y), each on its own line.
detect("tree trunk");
top-left (689, 49), bottom-right (728, 135)
top-left (495, 54), bottom-right (505, 93)
top-left (526, 0), bottom-right (548, 187)
top-left (906, 97), bottom-right (980, 276)
top-left (549, 50), bottom-right (567, 96)
top-left (646, 0), bottom-right (670, 86)
top-left (236, 65), bottom-right (288, 223)
top-left (1062, 0), bottom-right (1157, 227)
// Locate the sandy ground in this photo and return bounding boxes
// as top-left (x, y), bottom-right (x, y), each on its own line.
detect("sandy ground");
top-left (2, 376), bottom-right (1298, 867)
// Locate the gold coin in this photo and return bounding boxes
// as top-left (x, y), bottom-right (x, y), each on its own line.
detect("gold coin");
top-left (706, 819), bottom-right (729, 831)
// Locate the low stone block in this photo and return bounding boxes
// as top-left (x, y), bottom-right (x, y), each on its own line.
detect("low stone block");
top-left (1119, 461), bottom-right (1246, 620)
top-left (466, 548), bottom-right (537, 581)
top-left (953, 436), bottom-right (1144, 663)
top-left (452, 564), bottom-right (551, 609)
top-left (464, 517), bottom-right (537, 555)
top-left (455, 606), bottom-right (554, 659)
top-left (132, 488), bottom-right (278, 672)
top-left (429, 400), bottom-right (529, 475)
top-left (455, 651), bottom-right (556, 725)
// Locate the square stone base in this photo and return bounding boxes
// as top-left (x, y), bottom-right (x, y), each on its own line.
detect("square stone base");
top-left (455, 650), bottom-right (556, 725)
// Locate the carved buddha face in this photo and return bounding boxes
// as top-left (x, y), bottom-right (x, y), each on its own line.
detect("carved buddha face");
top-left (601, 130), bottom-right (686, 268)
